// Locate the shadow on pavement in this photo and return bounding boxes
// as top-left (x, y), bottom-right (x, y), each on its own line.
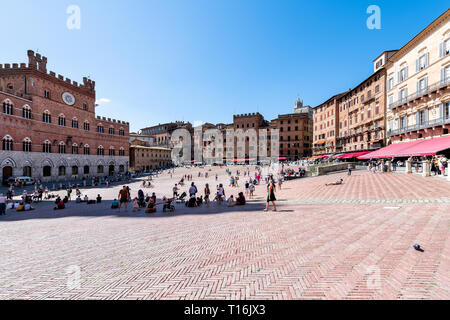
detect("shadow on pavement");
top-left (0, 199), bottom-right (269, 222)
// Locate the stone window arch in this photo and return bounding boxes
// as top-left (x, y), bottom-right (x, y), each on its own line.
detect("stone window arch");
top-left (2, 135), bottom-right (13, 151)
top-left (42, 110), bottom-right (51, 123)
top-left (23, 137), bottom-right (32, 152)
top-left (58, 114), bottom-right (66, 126)
top-left (2, 99), bottom-right (13, 115)
top-left (58, 141), bottom-right (66, 154)
top-left (43, 140), bottom-right (52, 153)
top-left (22, 105), bottom-right (32, 119)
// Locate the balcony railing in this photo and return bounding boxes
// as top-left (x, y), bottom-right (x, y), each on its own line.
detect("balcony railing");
top-left (388, 116), bottom-right (450, 136)
top-left (388, 78), bottom-right (450, 109)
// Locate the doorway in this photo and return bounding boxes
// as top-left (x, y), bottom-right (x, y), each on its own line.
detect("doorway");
top-left (2, 166), bottom-right (13, 184)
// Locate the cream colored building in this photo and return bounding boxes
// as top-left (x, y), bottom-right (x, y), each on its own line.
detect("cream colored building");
top-left (386, 9), bottom-right (450, 143)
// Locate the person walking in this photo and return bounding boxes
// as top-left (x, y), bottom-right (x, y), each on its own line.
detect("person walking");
top-left (264, 179), bottom-right (277, 212)
top-left (117, 186), bottom-right (130, 212)
top-left (204, 184), bottom-right (211, 206)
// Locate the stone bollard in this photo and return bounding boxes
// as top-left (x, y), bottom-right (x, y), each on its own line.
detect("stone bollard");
top-left (405, 160), bottom-right (412, 174)
top-left (422, 161), bottom-right (431, 177)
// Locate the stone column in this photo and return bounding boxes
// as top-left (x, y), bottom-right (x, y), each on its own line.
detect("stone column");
top-left (405, 160), bottom-right (412, 174)
top-left (422, 161), bottom-right (430, 177)
top-left (387, 160), bottom-right (392, 172)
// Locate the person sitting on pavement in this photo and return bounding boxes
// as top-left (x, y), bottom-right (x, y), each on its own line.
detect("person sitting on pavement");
top-left (54, 199), bottom-right (65, 210)
top-left (145, 198), bottom-right (158, 214)
top-left (236, 192), bottom-right (246, 206)
top-left (83, 195), bottom-right (89, 202)
top-left (111, 199), bottom-right (119, 209)
top-left (16, 201), bottom-right (26, 212)
top-left (186, 195), bottom-right (197, 208)
top-left (96, 194), bottom-right (102, 203)
top-left (196, 196), bottom-right (203, 207)
top-left (133, 197), bottom-right (140, 212)
top-left (227, 195), bottom-right (235, 207)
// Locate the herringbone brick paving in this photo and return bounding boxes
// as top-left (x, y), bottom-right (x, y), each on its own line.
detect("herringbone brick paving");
top-left (0, 168), bottom-right (449, 299)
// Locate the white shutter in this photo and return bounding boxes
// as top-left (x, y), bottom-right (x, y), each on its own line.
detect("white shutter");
top-left (442, 68), bottom-right (446, 85)
top-left (416, 59), bottom-right (419, 72)
top-left (440, 42), bottom-right (444, 58)
top-left (425, 53), bottom-right (429, 67)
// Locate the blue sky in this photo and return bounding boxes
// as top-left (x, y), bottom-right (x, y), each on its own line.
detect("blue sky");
top-left (2, 0), bottom-right (449, 132)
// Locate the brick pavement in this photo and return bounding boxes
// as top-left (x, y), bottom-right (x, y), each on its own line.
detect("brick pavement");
top-left (0, 167), bottom-right (448, 300)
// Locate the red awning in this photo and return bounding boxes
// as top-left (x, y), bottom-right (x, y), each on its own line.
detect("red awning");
top-left (395, 135), bottom-right (450, 157)
top-left (342, 151), bottom-right (371, 159)
top-left (359, 136), bottom-right (450, 159)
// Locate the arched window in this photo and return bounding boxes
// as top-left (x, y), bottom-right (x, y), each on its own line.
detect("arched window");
top-left (97, 124), bottom-right (104, 133)
top-left (97, 145), bottom-right (104, 156)
top-left (108, 127), bottom-right (115, 135)
top-left (2, 100), bottom-right (13, 115)
top-left (72, 117), bottom-right (79, 128)
top-left (83, 121), bottom-right (90, 131)
top-left (119, 128), bottom-right (125, 136)
top-left (58, 166), bottom-right (66, 176)
top-left (72, 166), bottom-right (79, 175)
top-left (23, 138), bottom-right (32, 152)
top-left (42, 140), bottom-right (52, 153)
top-left (58, 114), bottom-right (66, 126)
top-left (23, 166), bottom-right (32, 177)
top-left (2, 135), bottom-right (13, 151)
top-left (22, 105), bottom-right (32, 119)
top-left (119, 165), bottom-right (125, 173)
top-left (43, 166), bottom-right (51, 177)
top-left (42, 110), bottom-right (51, 123)
top-left (83, 165), bottom-right (90, 174)
top-left (83, 144), bottom-right (90, 155)
top-left (58, 141), bottom-right (66, 154)
top-left (109, 146), bottom-right (115, 156)
top-left (72, 143), bottom-right (79, 154)
top-left (97, 165), bottom-right (104, 174)
top-left (119, 147), bottom-right (125, 156)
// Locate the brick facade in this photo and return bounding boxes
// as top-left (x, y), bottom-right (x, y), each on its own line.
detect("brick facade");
top-left (0, 50), bottom-right (129, 183)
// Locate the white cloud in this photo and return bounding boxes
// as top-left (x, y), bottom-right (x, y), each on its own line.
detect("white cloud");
top-left (96, 98), bottom-right (111, 104)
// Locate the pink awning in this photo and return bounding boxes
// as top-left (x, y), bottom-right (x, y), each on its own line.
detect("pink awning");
top-left (395, 135), bottom-right (450, 157)
top-left (341, 151), bottom-right (371, 159)
top-left (334, 152), bottom-right (371, 159)
top-left (359, 136), bottom-right (450, 159)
